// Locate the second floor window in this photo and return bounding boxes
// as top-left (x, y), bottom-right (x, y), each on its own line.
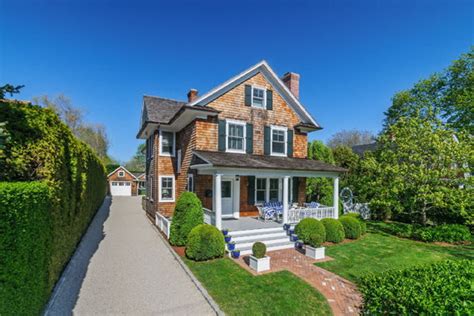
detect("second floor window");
top-left (160, 130), bottom-right (175, 156)
top-left (226, 120), bottom-right (246, 152)
top-left (271, 127), bottom-right (287, 155)
top-left (252, 87), bottom-right (265, 108)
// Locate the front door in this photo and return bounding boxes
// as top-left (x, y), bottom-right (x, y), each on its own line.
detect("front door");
top-left (221, 179), bottom-right (233, 216)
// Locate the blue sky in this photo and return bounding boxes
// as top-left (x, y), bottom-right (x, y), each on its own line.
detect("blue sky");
top-left (1, 0), bottom-right (472, 162)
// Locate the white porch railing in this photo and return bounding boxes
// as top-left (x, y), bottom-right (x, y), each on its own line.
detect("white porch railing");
top-left (155, 212), bottom-right (172, 238)
top-left (288, 206), bottom-right (337, 224)
top-left (203, 208), bottom-right (216, 225)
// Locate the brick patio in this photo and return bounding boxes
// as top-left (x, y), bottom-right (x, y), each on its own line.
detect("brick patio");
top-left (234, 248), bottom-right (362, 316)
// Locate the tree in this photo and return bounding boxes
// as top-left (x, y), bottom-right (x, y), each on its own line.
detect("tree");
top-left (33, 94), bottom-right (112, 163)
top-left (327, 129), bottom-right (375, 148)
top-left (306, 141), bottom-right (335, 205)
top-left (125, 143), bottom-right (146, 172)
top-left (0, 84), bottom-right (24, 99)
top-left (366, 117), bottom-right (472, 225)
top-left (383, 47), bottom-right (473, 135)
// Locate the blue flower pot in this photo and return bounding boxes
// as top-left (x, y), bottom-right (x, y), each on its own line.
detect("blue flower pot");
top-left (227, 242), bottom-right (235, 251)
top-left (288, 229), bottom-right (295, 236)
top-left (291, 234), bottom-right (299, 242)
top-left (295, 240), bottom-right (304, 249)
top-left (222, 229), bottom-right (229, 236)
top-left (231, 250), bottom-right (240, 259)
top-left (224, 236), bottom-right (232, 243)
top-left (283, 224), bottom-right (290, 231)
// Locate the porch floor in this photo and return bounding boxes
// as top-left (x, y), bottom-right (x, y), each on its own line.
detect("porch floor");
top-left (222, 217), bottom-right (282, 231)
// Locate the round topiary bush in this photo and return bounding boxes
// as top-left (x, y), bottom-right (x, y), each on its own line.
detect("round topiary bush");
top-left (321, 218), bottom-right (345, 243)
top-left (344, 213), bottom-right (367, 235)
top-left (252, 242), bottom-right (267, 258)
top-left (170, 192), bottom-right (204, 246)
top-left (339, 216), bottom-right (361, 239)
top-left (185, 224), bottom-right (225, 261)
top-left (295, 218), bottom-right (326, 244)
top-left (307, 231), bottom-right (325, 248)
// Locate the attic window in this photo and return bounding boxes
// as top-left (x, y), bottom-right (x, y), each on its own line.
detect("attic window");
top-left (118, 170), bottom-right (125, 177)
top-left (252, 87), bottom-right (265, 108)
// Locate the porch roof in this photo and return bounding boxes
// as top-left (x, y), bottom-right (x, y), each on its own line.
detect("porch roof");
top-left (191, 150), bottom-right (346, 174)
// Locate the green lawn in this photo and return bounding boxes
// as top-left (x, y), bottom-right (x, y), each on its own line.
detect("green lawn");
top-left (316, 232), bottom-right (473, 283)
top-left (185, 257), bottom-right (332, 316)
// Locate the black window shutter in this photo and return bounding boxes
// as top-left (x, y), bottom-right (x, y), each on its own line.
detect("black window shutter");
top-left (292, 177), bottom-right (299, 203)
top-left (245, 85), bottom-right (252, 106)
top-left (264, 126), bottom-right (271, 155)
top-left (218, 120), bottom-right (226, 151)
top-left (246, 123), bottom-right (253, 154)
top-left (248, 176), bottom-right (256, 205)
top-left (287, 129), bottom-right (294, 157)
top-left (266, 89), bottom-right (273, 110)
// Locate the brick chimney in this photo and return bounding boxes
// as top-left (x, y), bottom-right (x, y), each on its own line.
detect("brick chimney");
top-left (187, 89), bottom-right (198, 103)
top-left (281, 72), bottom-right (300, 99)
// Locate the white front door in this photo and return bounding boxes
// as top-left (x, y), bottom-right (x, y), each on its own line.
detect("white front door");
top-left (221, 179), bottom-right (233, 217)
top-left (110, 181), bottom-right (132, 196)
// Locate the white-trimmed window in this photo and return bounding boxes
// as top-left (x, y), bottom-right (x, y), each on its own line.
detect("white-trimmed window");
top-left (271, 126), bottom-right (287, 156)
top-left (269, 178), bottom-right (279, 201)
top-left (177, 149), bottom-right (182, 174)
top-left (255, 177), bottom-right (283, 203)
top-left (256, 178), bottom-right (266, 203)
top-left (251, 86), bottom-right (266, 108)
top-left (226, 120), bottom-right (246, 153)
top-left (118, 170), bottom-right (125, 177)
top-left (159, 176), bottom-right (175, 202)
top-left (186, 174), bottom-right (194, 192)
top-left (159, 130), bottom-right (175, 156)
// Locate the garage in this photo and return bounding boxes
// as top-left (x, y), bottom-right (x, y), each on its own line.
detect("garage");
top-left (110, 181), bottom-right (132, 196)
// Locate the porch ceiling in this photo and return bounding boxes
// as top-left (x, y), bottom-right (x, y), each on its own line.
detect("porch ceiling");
top-left (191, 150), bottom-right (346, 177)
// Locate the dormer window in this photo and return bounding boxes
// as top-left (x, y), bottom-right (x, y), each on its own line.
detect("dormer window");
top-left (251, 87), bottom-right (266, 108)
top-left (159, 130), bottom-right (175, 156)
top-left (226, 120), bottom-right (246, 153)
top-left (271, 126), bottom-right (287, 156)
top-left (118, 170), bottom-right (125, 177)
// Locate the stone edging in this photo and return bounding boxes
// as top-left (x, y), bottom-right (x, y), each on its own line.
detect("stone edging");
top-left (146, 215), bottom-right (225, 316)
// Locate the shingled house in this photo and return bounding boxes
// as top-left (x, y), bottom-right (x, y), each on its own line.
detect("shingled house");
top-left (137, 61), bottom-right (345, 249)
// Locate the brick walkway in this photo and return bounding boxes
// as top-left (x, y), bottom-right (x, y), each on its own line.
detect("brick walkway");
top-left (235, 248), bottom-right (362, 316)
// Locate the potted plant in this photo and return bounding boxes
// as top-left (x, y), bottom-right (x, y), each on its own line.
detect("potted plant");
top-left (227, 241), bottom-right (236, 251)
top-left (222, 228), bottom-right (229, 236)
top-left (305, 232), bottom-right (325, 260)
top-left (288, 228), bottom-right (295, 236)
top-left (231, 249), bottom-right (240, 259)
top-left (224, 235), bottom-right (232, 243)
top-left (290, 234), bottom-right (299, 242)
top-left (295, 239), bottom-right (304, 249)
top-left (249, 242), bottom-right (270, 272)
top-left (283, 223), bottom-right (291, 231)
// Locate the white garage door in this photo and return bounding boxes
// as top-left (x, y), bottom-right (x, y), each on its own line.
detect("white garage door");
top-left (110, 181), bottom-right (132, 196)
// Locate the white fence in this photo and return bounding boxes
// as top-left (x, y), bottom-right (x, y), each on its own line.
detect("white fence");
top-left (155, 212), bottom-right (172, 238)
top-left (288, 206), bottom-right (336, 224)
top-left (203, 208), bottom-right (216, 225)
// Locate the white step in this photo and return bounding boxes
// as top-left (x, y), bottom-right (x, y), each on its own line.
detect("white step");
top-left (235, 237), bottom-right (291, 249)
top-left (239, 242), bottom-right (295, 255)
top-left (231, 231), bottom-right (288, 243)
top-left (228, 227), bottom-right (284, 237)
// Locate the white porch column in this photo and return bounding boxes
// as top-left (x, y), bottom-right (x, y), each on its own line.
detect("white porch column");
top-left (283, 176), bottom-right (290, 224)
top-left (333, 177), bottom-right (339, 219)
top-left (214, 173), bottom-right (222, 230)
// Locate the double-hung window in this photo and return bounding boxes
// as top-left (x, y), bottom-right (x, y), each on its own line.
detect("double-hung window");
top-left (159, 130), bottom-right (175, 156)
top-left (255, 177), bottom-right (282, 203)
top-left (256, 178), bottom-right (267, 203)
top-left (159, 176), bottom-right (175, 202)
top-left (186, 174), bottom-right (194, 192)
top-left (251, 87), bottom-right (265, 108)
top-left (269, 178), bottom-right (280, 201)
top-left (271, 126), bottom-right (287, 156)
top-left (226, 120), bottom-right (246, 153)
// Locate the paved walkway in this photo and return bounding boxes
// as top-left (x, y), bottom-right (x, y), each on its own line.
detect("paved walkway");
top-left (236, 249), bottom-right (362, 316)
top-left (45, 196), bottom-right (215, 316)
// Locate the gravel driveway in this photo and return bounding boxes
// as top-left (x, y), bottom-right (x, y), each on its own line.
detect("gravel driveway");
top-left (45, 196), bottom-right (215, 315)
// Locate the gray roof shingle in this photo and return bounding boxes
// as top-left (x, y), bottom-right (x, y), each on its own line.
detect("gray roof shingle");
top-left (192, 150), bottom-right (346, 173)
top-left (142, 96), bottom-right (186, 124)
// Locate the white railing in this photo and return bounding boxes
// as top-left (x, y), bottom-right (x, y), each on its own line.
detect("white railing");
top-left (203, 208), bottom-right (216, 225)
top-left (155, 212), bottom-right (172, 238)
top-left (288, 206), bottom-right (336, 224)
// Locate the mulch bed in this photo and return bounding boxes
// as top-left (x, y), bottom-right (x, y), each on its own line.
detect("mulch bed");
top-left (172, 246), bottom-right (186, 257)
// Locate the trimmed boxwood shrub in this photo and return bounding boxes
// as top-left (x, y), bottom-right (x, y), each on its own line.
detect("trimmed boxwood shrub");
top-left (339, 216), bottom-right (361, 239)
top-left (412, 224), bottom-right (471, 243)
top-left (344, 213), bottom-right (367, 235)
top-left (186, 224), bottom-right (225, 261)
top-left (0, 101), bottom-right (107, 314)
top-left (252, 242), bottom-right (266, 258)
top-left (360, 260), bottom-right (473, 314)
top-left (0, 182), bottom-right (51, 315)
top-left (295, 218), bottom-right (326, 244)
top-left (321, 218), bottom-right (345, 243)
top-left (170, 192), bottom-right (204, 246)
top-left (307, 231), bottom-right (324, 248)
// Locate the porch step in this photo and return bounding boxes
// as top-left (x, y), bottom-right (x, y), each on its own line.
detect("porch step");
top-left (231, 231), bottom-right (288, 243)
top-left (238, 241), bottom-right (295, 256)
top-left (228, 227), bottom-right (284, 237)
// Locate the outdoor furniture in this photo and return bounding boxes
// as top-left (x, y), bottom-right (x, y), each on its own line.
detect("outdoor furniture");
top-left (257, 205), bottom-right (276, 221)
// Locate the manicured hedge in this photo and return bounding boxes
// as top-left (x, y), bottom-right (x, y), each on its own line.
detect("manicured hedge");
top-left (252, 242), bottom-right (266, 258)
top-left (186, 224), bottom-right (225, 261)
top-left (295, 218), bottom-right (326, 244)
top-left (170, 192), bottom-right (204, 246)
top-left (321, 218), bottom-right (345, 243)
top-left (339, 216), bottom-right (361, 239)
top-left (0, 101), bottom-right (107, 314)
top-left (360, 260), bottom-right (473, 315)
top-left (0, 182), bottom-right (51, 315)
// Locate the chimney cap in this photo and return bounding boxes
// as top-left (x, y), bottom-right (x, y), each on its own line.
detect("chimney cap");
top-left (282, 72), bottom-right (300, 79)
top-left (187, 89), bottom-right (198, 102)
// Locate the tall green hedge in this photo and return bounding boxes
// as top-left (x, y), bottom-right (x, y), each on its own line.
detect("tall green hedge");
top-left (0, 100), bottom-right (107, 314)
top-left (170, 192), bottom-right (204, 246)
top-left (0, 182), bottom-right (51, 315)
